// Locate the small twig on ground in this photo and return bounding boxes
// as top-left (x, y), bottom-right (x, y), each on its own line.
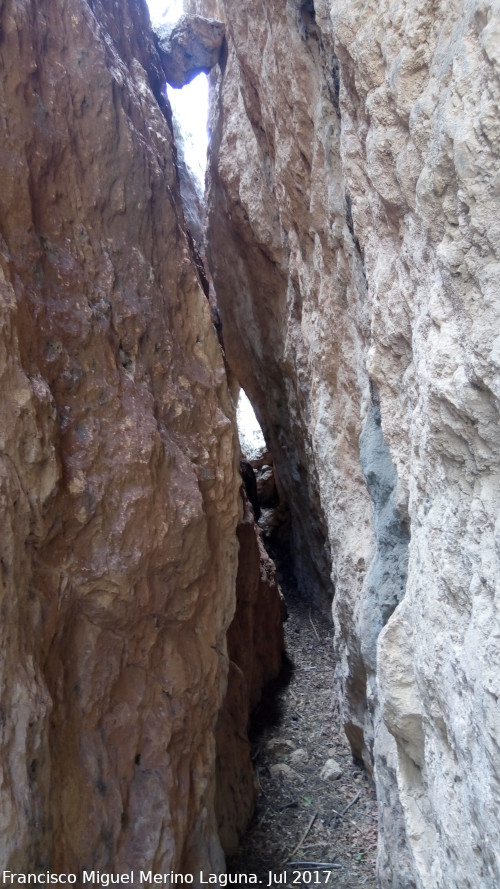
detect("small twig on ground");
top-left (282, 811), bottom-right (318, 864)
top-left (363, 810), bottom-right (379, 822)
top-left (308, 610), bottom-right (321, 642)
top-left (254, 806), bottom-right (269, 829)
top-left (279, 799), bottom-right (299, 811)
top-left (342, 789), bottom-right (362, 815)
top-left (251, 743), bottom-right (263, 762)
top-left (330, 810), bottom-right (364, 834)
top-left (254, 768), bottom-right (266, 795)
top-left (286, 862), bottom-right (342, 870)
top-left (330, 789), bottom-right (364, 834)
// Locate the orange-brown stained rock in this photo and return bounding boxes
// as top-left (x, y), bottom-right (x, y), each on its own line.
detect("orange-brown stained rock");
top-left (0, 0), bottom-right (241, 878)
top-left (215, 493), bottom-right (284, 855)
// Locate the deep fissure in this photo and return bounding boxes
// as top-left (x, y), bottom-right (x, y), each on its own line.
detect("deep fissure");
top-left (232, 382), bottom-right (378, 883)
top-left (151, 0), bottom-right (380, 875)
top-left (1, 0), bottom-right (498, 885)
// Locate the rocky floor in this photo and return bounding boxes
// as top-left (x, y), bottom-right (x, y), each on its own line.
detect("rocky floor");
top-left (228, 576), bottom-right (378, 889)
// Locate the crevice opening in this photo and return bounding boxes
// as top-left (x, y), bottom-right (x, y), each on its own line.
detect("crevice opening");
top-left (147, 0), bottom-right (210, 197)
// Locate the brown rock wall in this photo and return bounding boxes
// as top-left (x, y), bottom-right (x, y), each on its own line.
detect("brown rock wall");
top-left (215, 493), bottom-right (284, 855)
top-left (0, 0), bottom-right (245, 878)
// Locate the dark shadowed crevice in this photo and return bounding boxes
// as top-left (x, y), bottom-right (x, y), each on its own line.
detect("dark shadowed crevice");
top-left (227, 579), bottom-right (378, 885)
top-left (149, 2), bottom-right (377, 875)
top-left (359, 383), bottom-right (410, 637)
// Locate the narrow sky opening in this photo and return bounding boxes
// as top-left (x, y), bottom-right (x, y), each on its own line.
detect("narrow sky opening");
top-left (146, 3), bottom-right (263, 459)
top-left (167, 76), bottom-right (209, 192)
top-left (237, 390), bottom-right (266, 460)
top-left (146, 0), bottom-right (209, 193)
top-left (147, 0), bottom-right (182, 24)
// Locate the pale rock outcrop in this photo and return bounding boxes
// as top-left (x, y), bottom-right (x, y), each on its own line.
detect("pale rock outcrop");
top-left (0, 0), bottom-right (248, 880)
top-left (188, 0), bottom-right (500, 886)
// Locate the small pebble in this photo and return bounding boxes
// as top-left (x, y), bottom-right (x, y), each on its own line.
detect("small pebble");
top-left (320, 757), bottom-right (343, 781)
top-left (289, 748), bottom-right (309, 764)
top-left (270, 763), bottom-right (303, 780)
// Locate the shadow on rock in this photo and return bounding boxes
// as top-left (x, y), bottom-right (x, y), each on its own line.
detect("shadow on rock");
top-left (249, 651), bottom-right (295, 740)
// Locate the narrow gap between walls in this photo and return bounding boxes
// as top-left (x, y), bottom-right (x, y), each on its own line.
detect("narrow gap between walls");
top-left (144, 4), bottom-right (378, 882)
top-left (146, 0), bottom-right (210, 197)
top-left (233, 389), bottom-right (377, 886)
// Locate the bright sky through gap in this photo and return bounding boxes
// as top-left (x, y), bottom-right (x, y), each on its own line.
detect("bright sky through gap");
top-left (146, 0), bottom-right (183, 22)
top-left (146, 0), bottom-right (209, 192)
top-left (167, 77), bottom-right (209, 191)
top-left (145, 0), bottom-right (261, 453)
top-left (237, 391), bottom-right (266, 460)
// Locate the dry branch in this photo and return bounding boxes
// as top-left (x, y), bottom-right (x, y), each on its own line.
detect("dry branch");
top-left (282, 811), bottom-right (318, 864)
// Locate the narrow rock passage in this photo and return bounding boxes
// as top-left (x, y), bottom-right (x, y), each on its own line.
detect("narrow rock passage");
top-left (228, 577), bottom-right (377, 888)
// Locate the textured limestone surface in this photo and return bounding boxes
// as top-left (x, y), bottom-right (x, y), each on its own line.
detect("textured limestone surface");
top-left (188, 0), bottom-right (500, 886)
top-left (189, 0), bottom-right (369, 622)
top-left (0, 0), bottom-right (246, 879)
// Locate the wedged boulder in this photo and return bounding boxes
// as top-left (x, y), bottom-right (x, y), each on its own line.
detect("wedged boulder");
top-left (154, 14), bottom-right (225, 88)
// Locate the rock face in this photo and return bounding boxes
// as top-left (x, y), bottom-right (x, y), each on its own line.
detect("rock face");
top-left (0, 0), bottom-right (271, 879)
top-left (154, 14), bottom-right (225, 88)
top-left (187, 0), bottom-right (500, 886)
top-left (215, 492), bottom-right (284, 855)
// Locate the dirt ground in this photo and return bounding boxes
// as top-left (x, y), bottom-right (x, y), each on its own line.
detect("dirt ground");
top-left (227, 577), bottom-right (378, 889)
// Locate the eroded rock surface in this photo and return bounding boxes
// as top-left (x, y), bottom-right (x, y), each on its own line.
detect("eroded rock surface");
top-left (188, 0), bottom-right (500, 886)
top-left (154, 14), bottom-right (225, 88)
top-left (216, 492), bottom-right (284, 855)
top-left (0, 0), bottom-right (247, 879)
